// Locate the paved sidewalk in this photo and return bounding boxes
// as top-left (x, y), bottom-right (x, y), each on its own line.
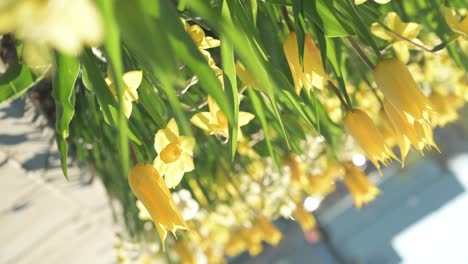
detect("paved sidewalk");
top-left (0, 98), bottom-right (115, 264)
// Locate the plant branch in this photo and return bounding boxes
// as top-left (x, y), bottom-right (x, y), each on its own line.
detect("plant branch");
top-left (328, 80), bottom-right (351, 111)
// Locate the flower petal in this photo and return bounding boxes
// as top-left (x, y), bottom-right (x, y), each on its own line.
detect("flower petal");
top-left (166, 118), bottom-right (180, 138)
top-left (238, 112), bottom-right (255, 127)
top-left (180, 153), bottom-right (195, 172)
top-left (153, 156), bottom-right (168, 176)
top-left (123, 99), bottom-right (133, 119)
top-left (179, 136), bottom-right (195, 153)
top-left (122, 70), bottom-right (143, 100)
top-left (371, 23), bottom-right (393, 41)
top-left (164, 163), bottom-right (185, 188)
top-left (190, 112), bottom-right (213, 133)
top-left (392, 42), bottom-right (410, 64)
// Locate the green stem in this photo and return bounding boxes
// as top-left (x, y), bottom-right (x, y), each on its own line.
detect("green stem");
top-left (347, 36), bottom-right (375, 70)
top-left (328, 80), bottom-right (351, 111)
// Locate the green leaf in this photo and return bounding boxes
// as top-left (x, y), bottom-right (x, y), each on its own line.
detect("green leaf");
top-left (292, 0), bottom-right (306, 66)
top-left (52, 53), bottom-right (80, 180)
top-left (97, 0), bottom-right (130, 175)
top-left (221, 1), bottom-right (239, 160)
top-left (0, 64), bottom-right (35, 103)
top-left (247, 88), bottom-right (275, 163)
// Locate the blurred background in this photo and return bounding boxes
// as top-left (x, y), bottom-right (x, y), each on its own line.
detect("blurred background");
top-left (2, 95), bottom-right (468, 264)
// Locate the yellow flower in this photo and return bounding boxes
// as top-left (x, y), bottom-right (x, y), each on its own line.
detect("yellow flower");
top-left (173, 240), bottom-right (196, 264)
top-left (236, 60), bottom-right (260, 90)
top-left (343, 162), bottom-right (380, 208)
top-left (224, 232), bottom-right (247, 257)
top-left (382, 99), bottom-right (439, 162)
top-left (181, 19), bottom-right (220, 50)
top-left (190, 96), bottom-right (255, 140)
top-left (292, 206), bottom-right (317, 232)
top-left (378, 108), bottom-right (397, 147)
top-left (240, 227), bottom-right (263, 256)
top-left (344, 109), bottom-right (396, 173)
top-left (441, 6), bottom-right (468, 38)
top-left (374, 58), bottom-right (432, 121)
top-left (371, 12), bottom-right (422, 63)
top-left (128, 164), bottom-right (188, 249)
top-left (429, 91), bottom-right (461, 127)
top-left (237, 136), bottom-right (261, 160)
top-left (153, 118), bottom-right (195, 188)
top-left (283, 32), bottom-right (328, 95)
top-left (306, 170), bottom-right (336, 197)
top-left (254, 217), bottom-right (282, 246)
top-left (283, 154), bottom-right (307, 187)
top-left (355, 0), bottom-right (391, 5)
top-left (105, 71), bottom-right (143, 119)
top-left (0, 0), bottom-right (103, 55)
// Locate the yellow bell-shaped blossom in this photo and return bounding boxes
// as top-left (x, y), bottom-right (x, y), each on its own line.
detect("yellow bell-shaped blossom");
top-left (254, 217), bottom-right (283, 246)
top-left (383, 99), bottom-right (439, 158)
top-left (306, 170), bottom-right (336, 197)
top-left (181, 19), bottom-right (220, 50)
top-left (283, 32), bottom-right (328, 95)
top-left (153, 118), bottom-right (195, 188)
top-left (293, 206), bottom-right (317, 232)
top-left (236, 60), bottom-right (261, 90)
top-left (224, 232), bottom-right (247, 257)
top-left (381, 102), bottom-right (414, 162)
top-left (204, 247), bottom-right (226, 264)
top-left (374, 58), bottom-right (432, 121)
top-left (105, 71), bottom-right (143, 119)
top-left (240, 227), bottom-right (263, 256)
top-left (378, 108), bottom-right (397, 148)
top-left (344, 109), bottom-right (396, 173)
top-left (128, 164), bottom-right (188, 249)
top-left (371, 12), bottom-right (422, 63)
top-left (441, 6), bottom-right (468, 38)
top-left (343, 162), bottom-right (380, 208)
top-left (429, 91), bottom-right (460, 127)
top-left (355, 0), bottom-right (391, 5)
top-left (173, 240), bottom-right (196, 264)
top-left (283, 154), bottom-right (307, 187)
top-left (190, 96), bottom-right (255, 140)
top-left (0, 0), bottom-right (103, 55)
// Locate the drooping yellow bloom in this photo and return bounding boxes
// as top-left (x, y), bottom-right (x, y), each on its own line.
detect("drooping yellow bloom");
top-left (378, 108), bottom-right (397, 147)
top-left (283, 32), bottom-right (328, 95)
top-left (128, 164), bottom-right (188, 249)
top-left (254, 217), bottom-right (283, 246)
top-left (105, 71), bottom-right (143, 119)
top-left (240, 227), bottom-right (263, 256)
top-left (374, 58), bottom-right (432, 121)
top-left (173, 240), bottom-right (196, 264)
top-left (283, 154), bottom-right (307, 187)
top-left (153, 118), bottom-right (195, 188)
top-left (306, 169), bottom-right (336, 197)
top-left (441, 6), bottom-right (468, 38)
top-left (429, 91), bottom-right (461, 127)
top-left (381, 100), bottom-right (413, 163)
top-left (236, 61), bottom-right (261, 90)
top-left (181, 19), bottom-right (220, 50)
top-left (224, 232), bottom-right (247, 257)
top-left (190, 96), bottom-right (255, 140)
top-left (355, 0), bottom-right (391, 5)
top-left (343, 162), bottom-right (380, 209)
top-left (371, 12), bottom-right (422, 63)
top-left (292, 206), bottom-right (317, 232)
top-left (0, 0), bottom-right (103, 55)
top-left (383, 99), bottom-right (439, 157)
top-left (344, 109), bottom-right (396, 173)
